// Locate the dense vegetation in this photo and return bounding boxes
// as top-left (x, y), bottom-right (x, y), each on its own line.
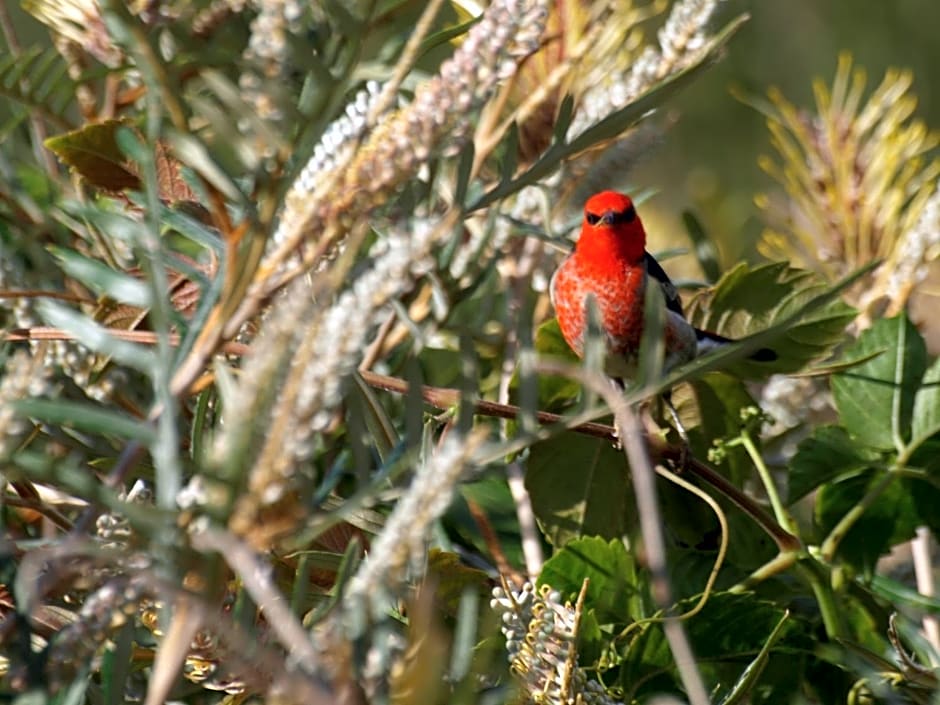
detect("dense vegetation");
top-left (0, 1), bottom-right (938, 703)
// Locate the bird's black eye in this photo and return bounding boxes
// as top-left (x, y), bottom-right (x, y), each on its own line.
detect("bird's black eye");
top-left (622, 205), bottom-right (636, 223)
top-left (585, 213), bottom-right (600, 225)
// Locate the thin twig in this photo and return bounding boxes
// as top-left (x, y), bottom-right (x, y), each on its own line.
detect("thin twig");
top-left (912, 526), bottom-right (940, 666)
top-left (358, 368), bottom-right (801, 551)
top-left (189, 525), bottom-right (322, 669)
top-left (572, 368), bottom-right (710, 705)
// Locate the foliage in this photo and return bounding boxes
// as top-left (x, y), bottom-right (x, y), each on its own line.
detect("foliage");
top-left (0, 2), bottom-right (938, 705)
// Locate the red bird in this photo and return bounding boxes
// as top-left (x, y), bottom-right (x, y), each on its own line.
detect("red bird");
top-left (550, 190), bottom-right (774, 380)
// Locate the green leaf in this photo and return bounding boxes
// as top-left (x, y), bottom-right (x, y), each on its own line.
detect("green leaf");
top-left (45, 120), bottom-right (141, 191)
top-left (538, 536), bottom-right (640, 625)
top-left (49, 246), bottom-right (152, 308)
top-left (787, 425), bottom-right (882, 503)
top-left (717, 611), bottom-right (791, 705)
top-left (831, 314), bottom-right (927, 451)
top-left (515, 319), bottom-right (581, 413)
top-left (910, 355), bottom-right (940, 453)
top-left (621, 592), bottom-right (800, 703)
top-left (688, 371), bottom-right (759, 487)
top-left (14, 399), bottom-right (156, 444)
top-left (815, 473), bottom-right (917, 573)
top-left (38, 300), bottom-right (156, 373)
top-left (427, 549), bottom-right (491, 616)
top-left (685, 262), bottom-right (857, 377)
top-left (525, 432), bottom-right (632, 547)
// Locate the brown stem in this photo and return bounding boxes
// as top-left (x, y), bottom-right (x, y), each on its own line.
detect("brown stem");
top-left (357, 369), bottom-right (801, 553)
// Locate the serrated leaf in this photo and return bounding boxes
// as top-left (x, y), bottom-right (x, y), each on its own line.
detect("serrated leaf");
top-left (525, 432), bottom-right (632, 547)
top-left (45, 120), bottom-right (141, 191)
top-left (831, 314), bottom-right (927, 451)
top-left (538, 536), bottom-right (640, 625)
top-left (621, 592), bottom-right (800, 703)
top-left (686, 262), bottom-right (857, 376)
top-left (787, 425), bottom-right (882, 503)
top-left (816, 473), bottom-right (917, 574)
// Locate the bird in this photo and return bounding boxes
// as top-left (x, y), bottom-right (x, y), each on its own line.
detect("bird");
top-left (549, 190), bottom-right (776, 383)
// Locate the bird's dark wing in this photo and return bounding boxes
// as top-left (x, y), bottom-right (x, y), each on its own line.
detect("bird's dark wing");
top-left (643, 251), bottom-right (684, 317)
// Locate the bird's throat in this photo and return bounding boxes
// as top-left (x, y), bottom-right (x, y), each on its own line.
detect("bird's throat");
top-left (576, 227), bottom-right (645, 273)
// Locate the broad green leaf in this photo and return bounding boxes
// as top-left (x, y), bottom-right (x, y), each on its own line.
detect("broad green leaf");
top-left (685, 262), bottom-right (857, 376)
top-left (621, 592), bottom-right (800, 704)
top-left (910, 355), bottom-right (940, 452)
top-left (538, 536), bottom-right (641, 625)
top-left (452, 475), bottom-right (527, 568)
top-left (831, 314), bottom-right (927, 451)
top-left (515, 318), bottom-right (581, 413)
top-left (787, 425), bottom-right (882, 503)
top-left (45, 119), bottom-right (140, 191)
top-left (815, 473), bottom-right (917, 574)
top-left (688, 371), bottom-right (759, 487)
top-left (525, 432), bottom-right (632, 547)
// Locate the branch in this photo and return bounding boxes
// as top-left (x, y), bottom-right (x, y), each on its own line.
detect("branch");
top-left (358, 369), bottom-right (801, 552)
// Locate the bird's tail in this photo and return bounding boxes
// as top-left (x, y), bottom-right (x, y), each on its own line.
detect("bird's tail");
top-left (694, 329), bottom-right (777, 362)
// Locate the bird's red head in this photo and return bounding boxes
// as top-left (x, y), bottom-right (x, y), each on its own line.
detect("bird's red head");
top-left (578, 190), bottom-right (646, 264)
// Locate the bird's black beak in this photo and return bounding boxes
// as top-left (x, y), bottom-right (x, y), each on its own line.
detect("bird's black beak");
top-left (601, 210), bottom-right (616, 225)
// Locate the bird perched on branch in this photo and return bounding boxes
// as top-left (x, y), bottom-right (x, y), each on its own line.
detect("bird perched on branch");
top-left (550, 190), bottom-right (776, 383)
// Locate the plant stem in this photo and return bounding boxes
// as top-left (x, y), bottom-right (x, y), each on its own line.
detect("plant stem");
top-left (740, 429), bottom-right (799, 537)
top-left (798, 558), bottom-right (846, 639)
top-left (819, 470), bottom-right (897, 562)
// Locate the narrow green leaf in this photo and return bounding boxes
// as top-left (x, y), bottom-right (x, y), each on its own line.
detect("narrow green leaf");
top-left (418, 15), bottom-right (480, 59)
top-left (49, 246), bottom-right (151, 307)
top-left (717, 611), bottom-right (791, 705)
top-left (868, 574), bottom-right (940, 614)
top-left (351, 371), bottom-right (399, 463)
top-left (38, 300), bottom-right (156, 372)
top-left (453, 141), bottom-right (475, 208)
top-left (469, 15), bottom-right (749, 211)
top-left (498, 122), bottom-right (520, 185)
top-left (14, 398), bottom-right (156, 444)
top-left (831, 314), bottom-right (926, 451)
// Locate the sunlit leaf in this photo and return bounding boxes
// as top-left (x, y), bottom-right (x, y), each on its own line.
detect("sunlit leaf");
top-left (45, 120), bottom-right (140, 191)
top-left (525, 432), bottom-right (632, 547)
top-left (831, 314), bottom-right (927, 451)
